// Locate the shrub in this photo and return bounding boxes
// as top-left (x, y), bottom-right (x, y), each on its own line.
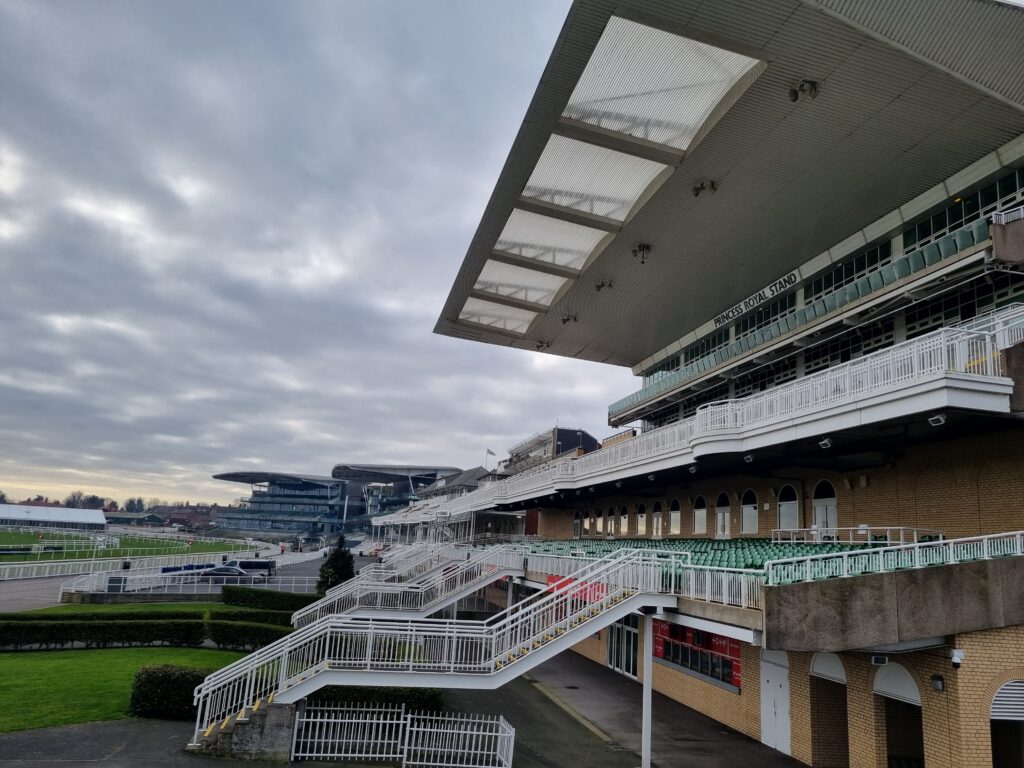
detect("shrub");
top-left (0, 620), bottom-right (205, 650)
top-left (221, 586), bottom-right (318, 612)
top-left (312, 686), bottom-right (444, 710)
top-left (0, 610), bottom-right (206, 623)
top-left (129, 664), bottom-right (214, 720)
top-left (205, 620), bottom-right (291, 651)
top-left (207, 608), bottom-right (293, 627)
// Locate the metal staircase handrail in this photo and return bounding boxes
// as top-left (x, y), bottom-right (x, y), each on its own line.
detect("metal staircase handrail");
top-left (193, 548), bottom-right (673, 740)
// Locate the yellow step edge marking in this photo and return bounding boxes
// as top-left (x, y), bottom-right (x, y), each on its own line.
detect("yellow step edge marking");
top-left (204, 724), bottom-right (216, 738)
top-left (268, 693), bottom-right (275, 704)
top-left (220, 717), bottom-right (231, 730)
top-left (253, 699), bottom-right (262, 712)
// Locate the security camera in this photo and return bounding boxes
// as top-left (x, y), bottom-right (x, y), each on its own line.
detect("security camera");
top-left (950, 649), bottom-right (965, 669)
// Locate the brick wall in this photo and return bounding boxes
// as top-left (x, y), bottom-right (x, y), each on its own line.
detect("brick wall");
top-left (560, 426), bottom-right (1024, 540)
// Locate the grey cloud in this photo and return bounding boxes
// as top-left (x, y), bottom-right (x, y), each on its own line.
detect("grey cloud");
top-left (0, 0), bottom-right (636, 503)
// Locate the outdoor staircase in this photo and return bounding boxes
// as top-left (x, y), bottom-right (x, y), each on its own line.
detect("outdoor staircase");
top-left (192, 548), bottom-right (683, 743)
top-left (292, 544), bottom-right (527, 627)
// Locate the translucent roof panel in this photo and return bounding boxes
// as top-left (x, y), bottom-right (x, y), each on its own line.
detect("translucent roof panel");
top-left (522, 135), bottom-right (666, 221)
top-left (459, 297), bottom-right (538, 335)
top-left (563, 16), bottom-right (763, 151)
top-left (474, 260), bottom-right (568, 308)
top-left (495, 208), bottom-right (606, 272)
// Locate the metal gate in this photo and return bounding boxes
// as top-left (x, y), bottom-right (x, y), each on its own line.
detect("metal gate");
top-left (291, 703), bottom-right (515, 766)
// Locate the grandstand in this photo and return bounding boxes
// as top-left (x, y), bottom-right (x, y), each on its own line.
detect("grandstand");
top-left (192, 3), bottom-right (1024, 766)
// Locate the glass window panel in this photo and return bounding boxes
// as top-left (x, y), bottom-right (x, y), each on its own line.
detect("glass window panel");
top-left (495, 208), bottom-right (606, 271)
top-left (523, 135), bottom-right (666, 221)
top-left (458, 297), bottom-right (537, 335)
top-left (564, 16), bottom-right (763, 151)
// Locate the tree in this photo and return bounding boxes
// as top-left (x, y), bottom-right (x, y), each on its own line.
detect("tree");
top-left (81, 494), bottom-right (105, 509)
top-left (64, 490), bottom-right (85, 508)
top-left (0, 489), bottom-right (6, 504)
top-left (124, 497), bottom-right (145, 514)
top-left (317, 546), bottom-right (355, 595)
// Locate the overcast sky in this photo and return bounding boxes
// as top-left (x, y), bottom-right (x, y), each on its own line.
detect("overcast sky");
top-left (0, 0), bottom-right (638, 505)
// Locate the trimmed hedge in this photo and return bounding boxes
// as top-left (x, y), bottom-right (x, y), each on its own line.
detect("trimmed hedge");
top-left (207, 608), bottom-right (293, 627)
top-left (205, 620), bottom-right (291, 651)
top-left (2, 608), bottom-right (293, 626)
top-left (221, 586), bottom-right (317, 612)
top-left (129, 664), bottom-right (214, 720)
top-left (0, 620), bottom-right (205, 649)
top-left (0, 610), bottom-right (206, 623)
top-left (313, 686), bottom-right (444, 710)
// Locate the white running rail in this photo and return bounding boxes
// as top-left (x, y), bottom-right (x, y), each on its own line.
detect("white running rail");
top-left (293, 546), bottom-right (527, 628)
top-left (193, 548), bottom-right (682, 742)
top-left (765, 530), bottom-right (1024, 585)
top-left (0, 551), bottom-right (247, 582)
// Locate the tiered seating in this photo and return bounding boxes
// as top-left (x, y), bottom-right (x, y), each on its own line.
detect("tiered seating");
top-left (609, 218), bottom-right (992, 419)
top-left (518, 537), bottom-right (870, 570)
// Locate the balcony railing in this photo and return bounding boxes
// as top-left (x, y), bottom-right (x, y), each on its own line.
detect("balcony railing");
top-left (609, 216), bottom-right (995, 420)
top-left (376, 318), bottom-right (1012, 527)
top-left (771, 527), bottom-right (944, 545)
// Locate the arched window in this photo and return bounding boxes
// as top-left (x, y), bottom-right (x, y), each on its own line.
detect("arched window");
top-left (715, 493), bottom-right (731, 538)
top-left (652, 501), bottom-right (663, 538)
top-left (741, 489), bottom-right (758, 534)
top-left (636, 503), bottom-right (647, 536)
top-left (693, 495), bottom-right (707, 535)
top-left (669, 499), bottom-right (681, 535)
top-left (620, 505), bottom-right (629, 537)
top-left (813, 480), bottom-right (838, 532)
top-left (778, 484), bottom-right (799, 531)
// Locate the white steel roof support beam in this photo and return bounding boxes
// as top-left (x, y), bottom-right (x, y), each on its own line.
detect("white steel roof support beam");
top-left (515, 195), bottom-right (622, 233)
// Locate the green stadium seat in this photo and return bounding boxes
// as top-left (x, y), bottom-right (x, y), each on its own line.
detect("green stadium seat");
top-left (953, 227), bottom-right (974, 251)
top-left (938, 234), bottom-right (958, 258)
top-left (923, 243), bottom-right (941, 266)
top-left (893, 256), bottom-right (912, 279)
top-left (971, 218), bottom-right (990, 242)
top-left (908, 250), bottom-right (926, 272)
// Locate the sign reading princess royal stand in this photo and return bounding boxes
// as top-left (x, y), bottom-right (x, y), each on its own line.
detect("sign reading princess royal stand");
top-left (713, 270), bottom-right (800, 328)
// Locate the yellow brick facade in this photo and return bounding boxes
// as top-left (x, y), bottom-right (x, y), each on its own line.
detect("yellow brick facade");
top-left (536, 427), bottom-right (1024, 541)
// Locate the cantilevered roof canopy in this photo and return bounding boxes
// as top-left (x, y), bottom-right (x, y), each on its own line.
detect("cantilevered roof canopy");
top-left (435, 0), bottom-right (1024, 367)
top-left (214, 471), bottom-right (342, 487)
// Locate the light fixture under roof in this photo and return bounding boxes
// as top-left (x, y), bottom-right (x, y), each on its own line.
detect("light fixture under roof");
top-left (563, 16), bottom-right (765, 153)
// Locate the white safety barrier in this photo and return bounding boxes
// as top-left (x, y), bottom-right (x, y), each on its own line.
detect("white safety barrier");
top-left (0, 550), bottom-right (255, 581)
top-left (60, 571), bottom-right (318, 596)
top-left (290, 703), bottom-right (514, 767)
top-left (765, 530), bottom-right (1024, 585)
top-left (771, 527), bottom-right (944, 545)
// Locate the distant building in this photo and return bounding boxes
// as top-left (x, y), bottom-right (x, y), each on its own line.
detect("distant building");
top-left (213, 472), bottom-right (345, 534)
top-left (150, 503), bottom-right (225, 529)
top-left (0, 504), bottom-right (106, 530)
top-left (498, 427), bottom-right (600, 475)
top-left (330, 464), bottom-right (463, 520)
top-left (418, 466), bottom-right (503, 500)
top-left (104, 510), bottom-right (167, 526)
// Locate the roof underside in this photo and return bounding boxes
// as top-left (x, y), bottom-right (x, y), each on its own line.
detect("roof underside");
top-left (435, 0), bottom-right (1024, 368)
top-left (214, 472), bottom-right (342, 487)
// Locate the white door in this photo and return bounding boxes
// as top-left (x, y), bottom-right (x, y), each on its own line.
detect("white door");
top-left (716, 507), bottom-right (730, 538)
top-left (813, 501), bottom-right (837, 531)
top-left (778, 500), bottom-right (799, 531)
top-left (760, 650), bottom-right (792, 755)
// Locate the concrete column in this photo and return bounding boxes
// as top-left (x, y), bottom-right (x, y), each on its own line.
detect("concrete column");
top-left (642, 612), bottom-right (653, 768)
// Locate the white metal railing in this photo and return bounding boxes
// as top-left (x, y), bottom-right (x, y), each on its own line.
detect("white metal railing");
top-left (696, 327), bottom-right (1002, 435)
top-left (765, 530), bottom-right (1024, 585)
top-left (290, 703), bottom-right (514, 767)
top-left (60, 571), bottom-right (318, 596)
top-left (771, 527), bottom-right (944, 545)
top-left (0, 551), bottom-right (253, 582)
top-left (293, 546), bottom-right (526, 628)
top-left (193, 548), bottom-right (679, 741)
top-left (372, 321), bottom-right (1011, 530)
top-left (992, 205), bottom-right (1024, 225)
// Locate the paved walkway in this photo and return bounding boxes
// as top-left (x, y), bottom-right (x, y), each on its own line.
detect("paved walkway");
top-left (526, 652), bottom-right (801, 768)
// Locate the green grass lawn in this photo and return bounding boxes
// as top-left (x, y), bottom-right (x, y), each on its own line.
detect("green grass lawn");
top-left (0, 531), bottom-right (251, 562)
top-left (23, 602), bottom-right (255, 616)
top-left (0, 648), bottom-right (245, 733)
